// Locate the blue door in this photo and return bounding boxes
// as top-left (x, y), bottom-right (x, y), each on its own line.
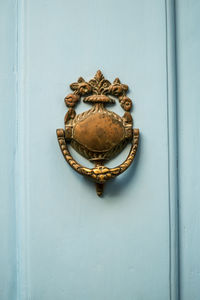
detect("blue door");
top-left (1, 0), bottom-right (199, 299)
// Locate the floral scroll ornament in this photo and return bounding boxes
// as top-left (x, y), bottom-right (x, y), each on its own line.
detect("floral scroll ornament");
top-left (57, 70), bottom-right (139, 196)
top-left (64, 71), bottom-right (133, 111)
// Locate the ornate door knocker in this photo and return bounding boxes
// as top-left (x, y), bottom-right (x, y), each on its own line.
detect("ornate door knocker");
top-left (56, 70), bottom-right (139, 196)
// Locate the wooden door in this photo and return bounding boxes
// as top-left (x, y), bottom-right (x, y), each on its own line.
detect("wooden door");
top-left (1, 0), bottom-right (199, 299)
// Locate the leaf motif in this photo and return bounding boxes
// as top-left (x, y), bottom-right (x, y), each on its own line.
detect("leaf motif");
top-left (94, 70), bottom-right (104, 82)
top-left (113, 78), bottom-right (121, 84)
top-left (89, 79), bottom-right (97, 87)
top-left (122, 84), bottom-right (128, 92)
top-left (78, 77), bottom-right (85, 83)
top-left (88, 79), bottom-right (98, 94)
top-left (93, 87), bottom-right (99, 94)
top-left (99, 79), bottom-right (110, 94)
top-left (100, 79), bottom-right (110, 88)
top-left (70, 83), bottom-right (79, 90)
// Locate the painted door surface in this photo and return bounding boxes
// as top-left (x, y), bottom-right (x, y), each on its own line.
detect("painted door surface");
top-left (0, 0), bottom-right (199, 299)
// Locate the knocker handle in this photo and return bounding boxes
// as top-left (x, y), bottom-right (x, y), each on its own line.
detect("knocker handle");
top-left (57, 128), bottom-right (139, 196)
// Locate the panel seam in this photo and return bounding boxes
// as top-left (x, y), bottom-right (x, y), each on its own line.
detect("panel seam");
top-left (165, 1), bottom-right (180, 300)
top-left (15, 0), bottom-right (29, 299)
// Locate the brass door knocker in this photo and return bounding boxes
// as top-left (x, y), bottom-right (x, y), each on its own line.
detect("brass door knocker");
top-left (57, 70), bottom-right (139, 196)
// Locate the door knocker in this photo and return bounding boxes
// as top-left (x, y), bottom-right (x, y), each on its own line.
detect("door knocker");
top-left (56, 70), bottom-right (139, 196)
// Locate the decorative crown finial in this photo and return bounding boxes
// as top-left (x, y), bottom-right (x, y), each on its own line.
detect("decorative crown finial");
top-left (65, 70), bottom-right (131, 106)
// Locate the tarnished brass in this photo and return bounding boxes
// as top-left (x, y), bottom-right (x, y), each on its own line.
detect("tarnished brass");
top-left (57, 70), bottom-right (139, 196)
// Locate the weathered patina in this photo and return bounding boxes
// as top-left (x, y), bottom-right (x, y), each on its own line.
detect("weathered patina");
top-left (57, 70), bottom-right (139, 196)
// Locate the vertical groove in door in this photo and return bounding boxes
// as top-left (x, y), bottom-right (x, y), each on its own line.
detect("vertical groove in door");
top-left (165, 0), bottom-right (180, 299)
top-left (15, 0), bottom-right (30, 299)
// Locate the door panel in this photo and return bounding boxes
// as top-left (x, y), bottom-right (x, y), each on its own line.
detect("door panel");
top-left (176, 1), bottom-right (200, 299)
top-left (17, 1), bottom-right (172, 299)
top-left (0, 1), bottom-right (17, 299)
top-left (2, 0), bottom-right (194, 299)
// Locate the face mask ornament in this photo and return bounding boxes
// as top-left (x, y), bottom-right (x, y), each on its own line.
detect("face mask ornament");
top-left (56, 70), bottom-right (139, 196)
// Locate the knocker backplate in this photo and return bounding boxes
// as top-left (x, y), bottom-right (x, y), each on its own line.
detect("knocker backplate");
top-left (57, 70), bottom-right (139, 196)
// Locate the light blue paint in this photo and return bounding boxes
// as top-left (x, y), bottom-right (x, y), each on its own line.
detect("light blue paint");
top-left (16, 0), bottom-right (171, 299)
top-left (165, 0), bottom-right (179, 299)
top-left (176, 1), bottom-right (200, 299)
top-left (3, 0), bottom-right (199, 299)
top-left (0, 0), bottom-right (17, 299)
